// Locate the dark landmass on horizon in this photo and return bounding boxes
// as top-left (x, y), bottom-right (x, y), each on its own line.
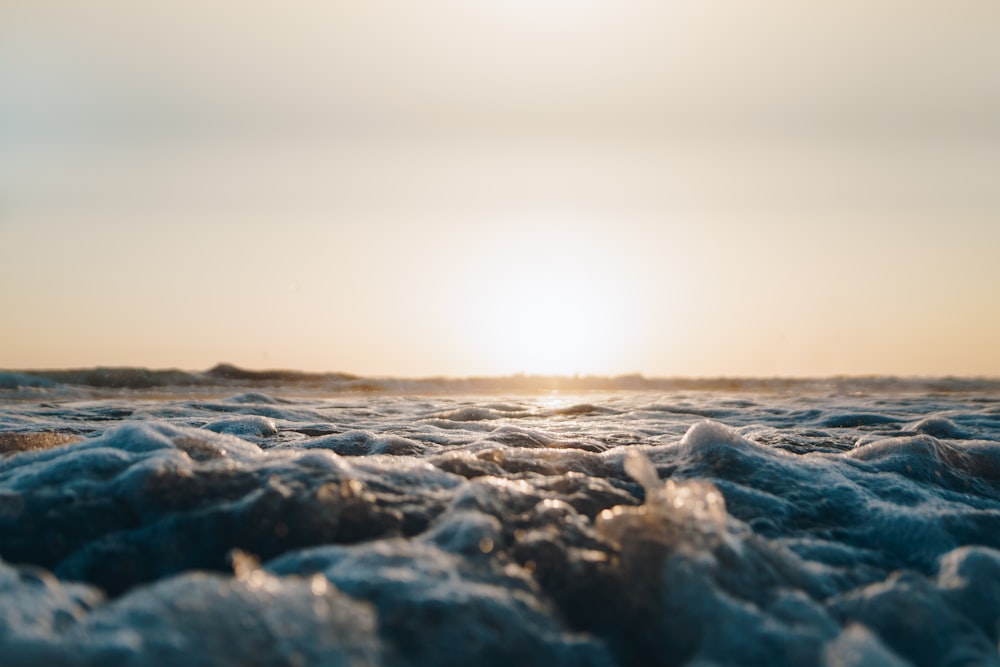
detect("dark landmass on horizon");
top-left (1, 363), bottom-right (998, 394)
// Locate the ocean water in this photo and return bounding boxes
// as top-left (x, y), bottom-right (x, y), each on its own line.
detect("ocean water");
top-left (2, 369), bottom-right (1000, 666)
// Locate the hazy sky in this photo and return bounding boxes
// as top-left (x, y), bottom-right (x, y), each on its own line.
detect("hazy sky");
top-left (3, 1), bottom-right (999, 377)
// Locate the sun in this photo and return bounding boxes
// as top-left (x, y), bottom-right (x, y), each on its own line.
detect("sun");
top-left (483, 269), bottom-right (614, 376)
top-left (460, 213), bottom-right (633, 376)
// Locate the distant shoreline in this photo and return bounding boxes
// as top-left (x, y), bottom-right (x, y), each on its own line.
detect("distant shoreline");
top-left (2, 363), bottom-right (998, 394)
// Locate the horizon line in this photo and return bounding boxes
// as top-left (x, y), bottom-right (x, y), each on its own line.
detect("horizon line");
top-left (3, 362), bottom-right (999, 383)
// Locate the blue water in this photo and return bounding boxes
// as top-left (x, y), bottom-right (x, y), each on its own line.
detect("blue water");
top-left (2, 370), bottom-right (1000, 666)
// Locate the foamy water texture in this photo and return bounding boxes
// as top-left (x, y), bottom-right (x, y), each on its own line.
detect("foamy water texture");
top-left (2, 374), bottom-right (1000, 666)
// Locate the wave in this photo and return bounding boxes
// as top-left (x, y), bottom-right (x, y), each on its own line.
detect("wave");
top-left (3, 388), bottom-right (1000, 665)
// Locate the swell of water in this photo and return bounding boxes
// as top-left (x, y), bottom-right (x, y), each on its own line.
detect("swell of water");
top-left (2, 372), bottom-right (1000, 666)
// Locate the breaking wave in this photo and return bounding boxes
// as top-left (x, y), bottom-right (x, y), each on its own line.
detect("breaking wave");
top-left (2, 370), bottom-right (1000, 665)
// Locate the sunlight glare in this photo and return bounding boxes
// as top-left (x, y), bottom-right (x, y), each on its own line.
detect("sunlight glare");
top-left (465, 213), bottom-right (633, 376)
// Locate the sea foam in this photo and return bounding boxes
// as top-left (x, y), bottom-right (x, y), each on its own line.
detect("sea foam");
top-left (2, 378), bottom-right (1000, 665)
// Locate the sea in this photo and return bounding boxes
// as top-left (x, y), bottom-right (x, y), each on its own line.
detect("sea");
top-left (2, 366), bottom-right (1000, 667)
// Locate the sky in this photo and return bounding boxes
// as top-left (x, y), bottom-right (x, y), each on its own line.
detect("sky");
top-left (2, 0), bottom-right (999, 377)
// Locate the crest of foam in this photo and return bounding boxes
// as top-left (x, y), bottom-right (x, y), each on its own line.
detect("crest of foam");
top-left (597, 448), bottom-right (727, 550)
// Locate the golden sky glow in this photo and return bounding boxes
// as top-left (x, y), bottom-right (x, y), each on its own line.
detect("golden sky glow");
top-left (2, 1), bottom-right (999, 376)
